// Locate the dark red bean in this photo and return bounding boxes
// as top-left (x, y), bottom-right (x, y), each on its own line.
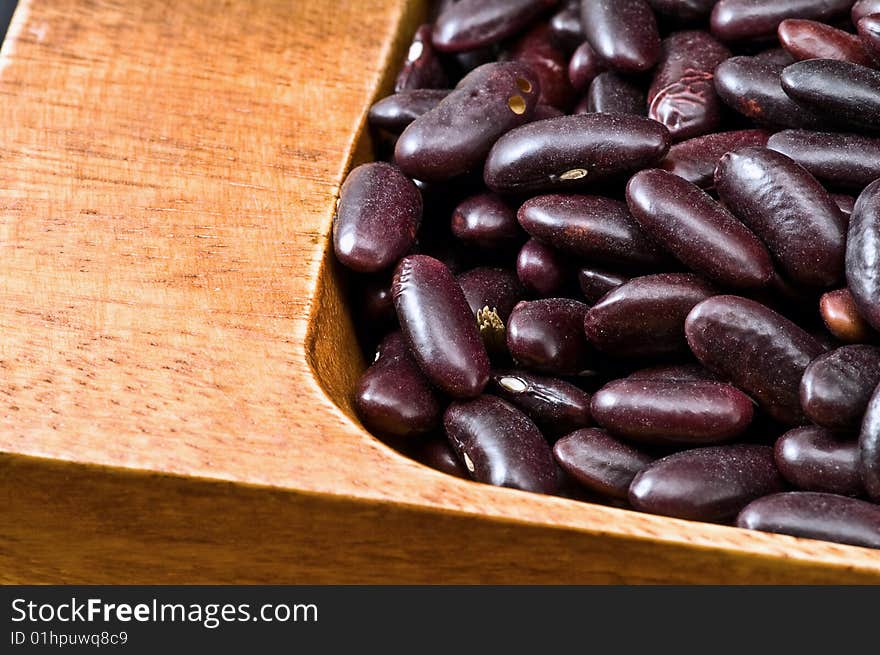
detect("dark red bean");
top-left (432, 0), bottom-right (559, 52)
top-left (549, 0), bottom-right (585, 51)
top-left (507, 298), bottom-right (592, 375)
top-left (857, 15), bottom-right (880, 64)
top-left (714, 57), bottom-right (827, 129)
top-left (457, 267), bottom-right (525, 325)
top-left (846, 179), bottom-right (880, 332)
top-left (647, 0), bottom-right (717, 22)
top-left (593, 379), bottom-right (754, 445)
top-left (444, 395), bottom-right (559, 493)
top-left (752, 47), bottom-right (796, 66)
top-left (585, 274), bottom-right (716, 357)
top-left (775, 427), bottom-right (863, 496)
top-left (831, 194), bottom-right (856, 220)
top-left (778, 19), bottom-right (873, 67)
top-left (516, 239), bottom-right (569, 296)
top-left (511, 23), bottom-right (574, 110)
top-left (628, 364), bottom-right (717, 382)
top-left (334, 162), bottom-right (422, 273)
top-left (358, 276), bottom-right (396, 327)
top-left (578, 266), bottom-right (630, 303)
top-left (395, 62), bottom-right (541, 181)
top-left (627, 169), bottom-right (775, 289)
top-left (368, 89), bottom-right (450, 133)
top-left (484, 113), bottom-right (670, 193)
top-left (648, 31), bottom-right (731, 141)
top-left (854, 0), bottom-right (880, 22)
top-left (554, 428), bottom-right (655, 499)
top-left (820, 288), bottom-right (877, 344)
top-left (518, 194), bottom-right (671, 267)
top-left (533, 104), bottom-right (565, 120)
top-left (659, 129), bottom-right (771, 189)
top-left (630, 445), bottom-right (785, 522)
top-left (411, 436), bottom-right (469, 479)
top-left (492, 370), bottom-right (592, 435)
top-left (580, 0), bottom-right (662, 73)
top-left (451, 193), bottom-right (522, 249)
top-left (568, 41), bottom-right (607, 93)
top-left (583, 72), bottom-right (647, 116)
top-left (860, 382), bottom-right (880, 500)
top-left (355, 332), bottom-right (441, 437)
top-left (781, 59), bottom-right (880, 132)
top-left (767, 130), bottom-right (880, 190)
top-left (801, 346), bottom-right (880, 431)
top-left (396, 24), bottom-right (449, 92)
top-left (393, 255), bottom-right (490, 398)
top-left (715, 147), bottom-right (846, 289)
top-left (685, 295), bottom-right (825, 425)
top-left (737, 492), bottom-right (880, 549)
top-left (710, 0), bottom-right (855, 42)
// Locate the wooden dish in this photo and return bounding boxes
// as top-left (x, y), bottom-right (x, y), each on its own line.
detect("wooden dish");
top-left (1, 0), bottom-right (879, 584)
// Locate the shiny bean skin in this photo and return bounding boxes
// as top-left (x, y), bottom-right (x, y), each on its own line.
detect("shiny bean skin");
top-left (484, 113), bottom-right (671, 194)
top-left (554, 428), bottom-right (655, 499)
top-left (857, 15), bottom-right (880, 64)
top-left (518, 194), bottom-right (671, 267)
top-left (354, 332), bottom-right (441, 437)
top-left (393, 255), bottom-right (490, 398)
top-left (568, 42), bottom-right (607, 93)
top-left (507, 298), bottom-right (592, 375)
top-left (395, 62), bottom-right (541, 181)
top-left (585, 274), bottom-right (716, 358)
top-left (592, 379), bottom-right (754, 445)
top-left (511, 24), bottom-right (574, 110)
top-left (451, 193), bottom-right (522, 249)
top-left (630, 445), bottom-right (785, 522)
top-left (831, 194), bottom-right (855, 220)
top-left (846, 179), bottom-right (880, 332)
top-left (778, 20), bottom-right (873, 67)
top-left (775, 427), bottom-right (863, 496)
top-left (627, 169), bottom-right (775, 288)
top-left (647, 0), bottom-right (717, 22)
top-left (685, 295), bottom-right (826, 425)
top-left (781, 59), bottom-right (880, 132)
top-left (710, 0), bottom-right (855, 42)
top-left (820, 288), bottom-right (877, 343)
top-left (860, 382), bottom-right (880, 500)
top-left (580, 0), bottom-right (662, 73)
top-left (627, 364), bottom-right (717, 382)
top-left (767, 130), bottom-right (880, 190)
top-left (395, 24), bottom-right (449, 92)
top-left (752, 47), bottom-right (796, 67)
top-left (648, 31), bottom-right (731, 141)
top-left (333, 162), bottom-right (422, 273)
top-left (737, 492), bottom-right (880, 549)
top-left (357, 277), bottom-right (396, 328)
top-left (659, 129), bottom-right (771, 189)
top-left (583, 72), bottom-right (647, 116)
top-left (516, 239), bottom-right (569, 296)
top-left (432, 0), bottom-right (559, 52)
top-left (411, 436), bottom-right (469, 479)
top-left (854, 0), bottom-right (880, 21)
top-left (456, 267), bottom-right (525, 323)
top-left (549, 0), bottom-right (585, 51)
top-left (444, 395), bottom-right (559, 493)
top-left (368, 89), bottom-right (450, 133)
top-left (492, 370), bottom-right (592, 435)
top-left (715, 147), bottom-right (846, 288)
top-left (578, 267), bottom-right (630, 304)
top-left (801, 346), bottom-right (880, 431)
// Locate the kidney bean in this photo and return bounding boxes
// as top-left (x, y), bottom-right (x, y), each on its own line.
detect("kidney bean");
top-left (647, 0), bottom-right (717, 22)
top-left (533, 104), bottom-right (566, 121)
top-left (801, 346), bottom-right (880, 431)
top-left (568, 42), bottom-right (607, 93)
top-left (411, 436), bottom-right (469, 479)
top-left (518, 194), bottom-right (671, 267)
top-left (857, 15), bottom-right (880, 64)
top-left (444, 395), bottom-right (559, 493)
top-left (333, 162), bottom-right (422, 273)
top-left (710, 0), bottom-right (855, 42)
top-left (775, 427), bottom-right (863, 496)
top-left (778, 20), bottom-right (873, 67)
top-left (752, 47), bottom-right (796, 66)
top-left (484, 113), bottom-right (670, 193)
top-left (781, 59), bottom-right (880, 132)
top-left (583, 72), bottom-right (647, 116)
top-left (512, 23), bottom-right (574, 110)
top-left (355, 331), bottom-right (442, 437)
top-left (767, 130), bottom-right (880, 190)
top-left (396, 24), bottom-right (449, 92)
top-left (860, 382), bottom-right (880, 500)
top-left (627, 169), bottom-right (774, 288)
top-left (578, 267), bottom-right (630, 303)
top-left (492, 370), bottom-right (592, 435)
top-left (395, 62), bottom-right (541, 181)
top-left (714, 57), bottom-right (827, 129)
top-left (585, 274), bottom-right (716, 357)
top-left (507, 298), bottom-right (592, 375)
top-left (630, 445), bottom-right (785, 521)
top-left (820, 289), bottom-right (877, 343)
top-left (628, 364), bottom-right (717, 382)
top-left (451, 193), bottom-right (522, 249)
top-left (659, 129), bottom-right (771, 189)
top-left (846, 179), bottom-right (880, 332)
top-left (831, 194), bottom-right (855, 220)
top-left (393, 255), bottom-right (490, 397)
top-left (685, 295), bottom-right (825, 425)
top-left (715, 147), bottom-right (846, 288)
top-left (515, 239), bottom-right (569, 296)
top-left (368, 89), bottom-right (450, 133)
top-left (549, 0), bottom-right (585, 51)
top-left (357, 276), bottom-right (396, 328)
top-left (648, 31), bottom-right (731, 141)
top-left (432, 0), bottom-right (558, 52)
top-left (457, 267), bottom-right (526, 324)
top-left (581, 0), bottom-right (662, 73)
top-left (854, 0), bottom-right (880, 21)
top-left (554, 428), bottom-right (655, 499)
top-left (737, 492), bottom-right (880, 549)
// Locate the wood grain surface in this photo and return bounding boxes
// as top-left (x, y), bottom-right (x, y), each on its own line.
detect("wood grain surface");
top-left (1, 0), bottom-right (879, 583)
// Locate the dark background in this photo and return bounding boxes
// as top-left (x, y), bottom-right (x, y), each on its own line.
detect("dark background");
top-left (0, 0), bottom-right (16, 43)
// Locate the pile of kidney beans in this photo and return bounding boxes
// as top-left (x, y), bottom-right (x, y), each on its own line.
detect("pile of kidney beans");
top-left (334, 0), bottom-right (880, 550)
